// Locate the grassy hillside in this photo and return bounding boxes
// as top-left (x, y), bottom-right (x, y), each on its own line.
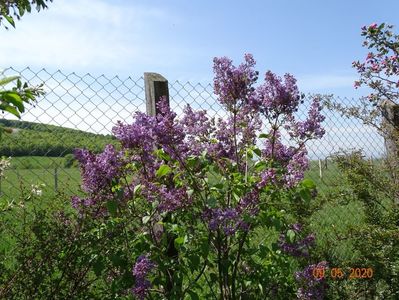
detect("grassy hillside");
top-left (0, 119), bottom-right (117, 157)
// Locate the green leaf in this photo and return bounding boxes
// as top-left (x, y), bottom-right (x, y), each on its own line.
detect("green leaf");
top-left (0, 76), bottom-right (19, 86)
top-left (142, 215), bottom-right (151, 224)
top-left (133, 184), bottom-right (142, 195)
top-left (200, 239), bottom-right (209, 258)
top-left (259, 133), bottom-right (269, 139)
top-left (154, 149), bottom-right (171, 161)
top-left (187, 189), bottom-right (194, 198)
top-left (301, 179), bottom-right (316, 189)
top-left (254, 161), bottom-right (267, 172)
top-left (174, 236), bottom-right (187, 248)
top-left (188, 291), bottom-right (200, 300)
top-left (253, 148), bottom-right (262, 157)
top-left (186, 156), bottom-right (199, 168)
top-left (207, 196), bottom-right (217, 208)
top-left (299, 188), bottom-right (312, 202)
top-left (110, 253), bottom-right (125, 267)
top-left (286, 229), bottom-right (296, 243)
top-left (246, 149), bottom-right (253, 159)
top-left (1, 105), bottom-right (20, 118)
top-left (93, 259), bottom-right (105, 276)
top-left (188, 254), bottom-right (201, 270)
top-left (4, 15), bottom-right (15, 28)
top-left (156, 164), bottom-right (171, 178)
top-left (106, 200), bottom-right (118, 216)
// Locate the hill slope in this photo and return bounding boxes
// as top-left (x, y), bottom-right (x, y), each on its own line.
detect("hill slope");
top-left (0, 119), bottom-right (117, 157)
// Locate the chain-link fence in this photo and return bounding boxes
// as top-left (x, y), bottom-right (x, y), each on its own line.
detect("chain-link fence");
top-left (0, 67), bottom-right (386, 198)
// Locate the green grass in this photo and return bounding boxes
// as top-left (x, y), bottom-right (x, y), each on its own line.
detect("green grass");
top-left (8, 156), bottom-right (67, 169)
top-left (0, 156), bottom-right (345, 199)
top-left (309, 200), bottom-right (365, 263)
top-left (305, 159), bottom-right (344, 194)
top-left (0, 167), bottom-right (81, 200)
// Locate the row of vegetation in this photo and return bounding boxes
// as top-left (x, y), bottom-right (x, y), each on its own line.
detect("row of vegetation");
top-left (0, 119), bottom-right (117, 157)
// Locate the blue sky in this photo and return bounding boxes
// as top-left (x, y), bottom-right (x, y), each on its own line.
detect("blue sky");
top-left (2, 0), bottom-right (399, 97)
top-left (1, 0), bottom-right (397, 158)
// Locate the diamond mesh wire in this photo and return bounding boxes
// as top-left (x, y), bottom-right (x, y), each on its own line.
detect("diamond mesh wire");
top-left (0, 67), bottom-right (386, 198)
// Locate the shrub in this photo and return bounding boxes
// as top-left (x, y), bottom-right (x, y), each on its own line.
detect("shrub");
top-left (1, 54), bottom-right (326, 299)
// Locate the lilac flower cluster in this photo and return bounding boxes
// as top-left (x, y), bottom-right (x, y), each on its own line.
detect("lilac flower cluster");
top-left (72, 54), bottom-right (325, 228)
top-left (74, 144), bottom-right (122, 194)
top-left (141, 180), bottom-right (191, 213)
top-left (112, 113), bottom-right (156, 153)
top-left (261, 132), bottom-right (309, 187)
top-left (295, 261), bottom-right (329, 300)
top-left (203, 191), bottom-right (260, 235)
top-left (256, 71), bottom-right (300, 117)
top-left (203, 207), bottom-right (247, 236)
top-left (132, 254), bottom-right (157, 300)
top-left (213, 53), bottom-right (258, 110)
top-left (284, 148), bottom-right (309, 188)
top-left (288, 98), bottom-right (326, 140)
top-left (179, 105), bottom-right (214, 156)
top-left (257, 168), bottom-right (278, 189)
top-left (278, 223), bottom-right (315, 257)
top-left (236, 190), bottom-right (260, 217)
top-left (112, 99), bottom-right (187, 162)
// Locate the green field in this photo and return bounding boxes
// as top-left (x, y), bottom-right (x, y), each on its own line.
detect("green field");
top-left (0, 156), bottom-right (344, 199)
top-left (1, 155), bottom-right (385, 298)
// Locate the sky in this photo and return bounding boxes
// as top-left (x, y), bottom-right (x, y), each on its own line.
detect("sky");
top-left (2, 0), bottom-right (399, 95)
top-left (1, 0), bottom-right (398, 158)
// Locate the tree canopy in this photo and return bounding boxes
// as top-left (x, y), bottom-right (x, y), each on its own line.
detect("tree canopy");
top-left (0, 0), bottom-right (52, 29)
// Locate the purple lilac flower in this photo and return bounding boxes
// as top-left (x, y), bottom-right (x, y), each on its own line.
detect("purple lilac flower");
top-left (154, 99), bottom-right (187, 160)
top-left (132, 254), bottom-right (157, 300)
top-left (133, 255), bottom-right (157, 278)
top-left (203, 207), bottom-right (248, 235)
top-left (237, 190), bottom-right (260, 216)
top-left (284, 148), bottom-right (309, 188)
top-left (262, 130), bottom-right (295, 163)
top-left (278, 224), bottom-right (315, 257)
top-left (257, 168), bottom-right (278, 189)
top-left (295, 261), bottom-right (329, 300)
top-left (140, 180), bottom-right (191, 213)
top-left (112, 112), bottom-right (156, 152)
top-left (74, 144), bottom-right (122, 194)
top-left (288, 98), bottom-right (326, 141)
top-left (213, 54), bottom-right (258, 110)
top-left (132, 278), bottom-right (151, 300)
top-left (292, 223), bottom-right (302, 232)
top-left (180, 105), bottom-right (214, 156)
top-left (256, 71), bottom-right (300, 117)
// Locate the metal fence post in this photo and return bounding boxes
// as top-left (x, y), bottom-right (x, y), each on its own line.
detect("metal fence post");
top-left (144, 72), bottom-right (169, 116)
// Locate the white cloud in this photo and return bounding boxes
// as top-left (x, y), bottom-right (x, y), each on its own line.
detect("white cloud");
top-left (0, 0), bottom-right (182, 73)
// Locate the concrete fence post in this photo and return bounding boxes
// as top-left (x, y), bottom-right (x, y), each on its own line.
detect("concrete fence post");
top-left (382, 100), bottom-right (399, 200)
top-left (144, 72), bottom-right (169, 116)
top-left (144, 72), bottom-right (179, 295)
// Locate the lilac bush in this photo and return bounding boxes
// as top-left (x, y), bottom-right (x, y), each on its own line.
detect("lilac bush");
top-left (295, 261), bottom-right (329, 300)
top-left (73, 54), bottom-right (325, 299)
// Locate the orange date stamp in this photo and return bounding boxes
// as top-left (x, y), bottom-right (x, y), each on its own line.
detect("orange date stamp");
top-left (312, 267), bottom-right (374, 280)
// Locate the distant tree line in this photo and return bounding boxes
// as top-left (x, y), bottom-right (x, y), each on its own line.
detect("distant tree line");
top-left (0, 119), bottom-right (117, 157)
